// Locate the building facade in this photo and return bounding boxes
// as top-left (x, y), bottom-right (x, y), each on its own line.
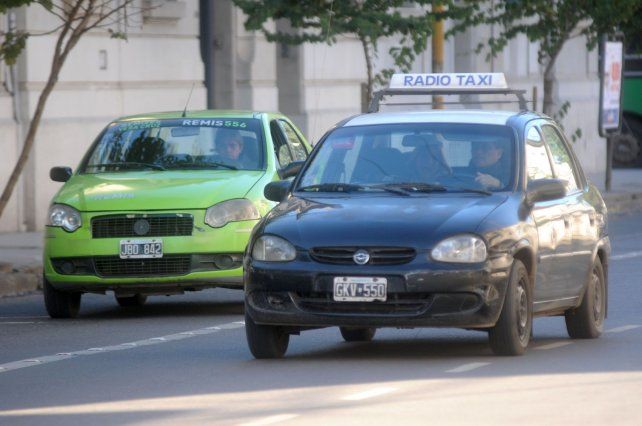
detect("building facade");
top-left (0, 0), bottom-right (605, 232)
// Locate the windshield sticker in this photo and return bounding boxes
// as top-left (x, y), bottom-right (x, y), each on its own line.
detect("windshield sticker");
top-left (118, 120), bottom-right (162, 131)
top-left (181, 119), bottom-right (247, 128)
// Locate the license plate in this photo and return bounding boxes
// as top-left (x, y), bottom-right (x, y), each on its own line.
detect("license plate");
top-left (119, 239), bottom-right (163, 259)
top-left (333, 277), bottom-right (387, 302)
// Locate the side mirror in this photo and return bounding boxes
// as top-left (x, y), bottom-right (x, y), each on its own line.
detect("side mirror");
top-left (50, 167), bottom-right (72, 183)
top-left (277, 161), bottom-right (305, 180)
top-left (526, 178), bottom-right (567, 205)
top-left (264, 180), bottom-right (291, 203)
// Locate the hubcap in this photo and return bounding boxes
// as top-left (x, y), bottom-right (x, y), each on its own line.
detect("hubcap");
top-left (592, 270), bottom-right (603, 324)
top-left (516, 279), bottom-right (529, 341)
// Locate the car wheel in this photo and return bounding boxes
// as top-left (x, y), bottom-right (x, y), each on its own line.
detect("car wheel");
top-left (245, 311), bottom-right (289, 359)
top-left (340, 327), bottom-right (376, 342)
top-left (115, 294), bottom-right (147, 307)
top-left (489, 259), bottom-right (532, 356)
top-left (565, 257), bottom-right (605, 339)
top-left (43, 276), bottom-right (81, 319)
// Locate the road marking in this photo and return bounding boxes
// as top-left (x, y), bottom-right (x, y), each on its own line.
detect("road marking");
top-left (611, 251), bottom-right (642, 261)
top-left (239, 414), bottom-right (299, 426)
top-left (534, 341), bottom-right (573, 350)
top-left (0, 316), bottom-right (48, 319)
top-left (342, 387), bottom-right (397, 401)
top-left (0, 321), bottom-right (39, 324)
top-left (0, 320), bottom-right (245, 374)
top-left (606, 325), bottom-right (641, 333)
top-left (446, 362), bottom-right (490, 373)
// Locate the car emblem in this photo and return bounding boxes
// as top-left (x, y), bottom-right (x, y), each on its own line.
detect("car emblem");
top-left (353, 249), bottom-right (370, 265)
top-left (133, 219), bottom-right (151, 236)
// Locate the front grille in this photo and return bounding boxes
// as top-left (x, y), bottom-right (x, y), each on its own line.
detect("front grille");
top-left (309, 247), bottom-right (416, 265)
top-left (291, 292), bottom-right (432, 316)
top-left (92, 215), bottom-right (193, 238)
top-left (94, 255), bottom-right (191, 277)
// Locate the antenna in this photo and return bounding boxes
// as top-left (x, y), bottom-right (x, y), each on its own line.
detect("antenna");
top-left (181, 83), bottom-right (196, 118)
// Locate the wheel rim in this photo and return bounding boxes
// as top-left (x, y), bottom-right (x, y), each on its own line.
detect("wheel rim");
top-left (592, 269), bottom-right (604, 325)
top-left (516, 278), bottom-right (529, 342)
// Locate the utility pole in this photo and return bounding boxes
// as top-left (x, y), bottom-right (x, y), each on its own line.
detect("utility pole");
top-left (432, 1), bottom-right (444, 109)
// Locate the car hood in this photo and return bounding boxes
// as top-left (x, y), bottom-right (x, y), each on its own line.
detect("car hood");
top-left (262, 194), bottom-right (509, 249)
top-left (54, 170), bottom-right (265, 211)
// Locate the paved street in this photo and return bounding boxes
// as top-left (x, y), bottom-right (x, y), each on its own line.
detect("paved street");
top-left (0, 213), bottom-right (641, 425)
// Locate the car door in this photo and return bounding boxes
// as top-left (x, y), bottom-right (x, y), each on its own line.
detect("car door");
top-left (525, 124), bottom-right (571, 310)
top-left (269, 119), bottom-right (309, 177)
top-left (541, 124), bottom-right (595, 300)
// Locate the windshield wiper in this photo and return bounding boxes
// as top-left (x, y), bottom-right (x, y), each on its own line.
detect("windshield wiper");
top-left (379, 182), bottom-right (448, 193)
top-left (297, 183), bottom-right (410, 196)
top-left (166, 161), bottom-right (238, 170)
top-left (85, 162), bottom-right (165, 171)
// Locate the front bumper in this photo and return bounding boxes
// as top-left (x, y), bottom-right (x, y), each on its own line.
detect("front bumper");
top-left (245, 254), bottom-right (512, 329)
top-left (44, 210), bottom-right (258, 292)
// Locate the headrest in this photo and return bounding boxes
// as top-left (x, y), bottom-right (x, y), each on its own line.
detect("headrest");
top-left (401, 133), bottom-right (442, 148)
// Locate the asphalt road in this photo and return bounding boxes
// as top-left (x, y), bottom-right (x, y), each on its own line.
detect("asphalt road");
top-left (1, 213), bottom-right (641, 425)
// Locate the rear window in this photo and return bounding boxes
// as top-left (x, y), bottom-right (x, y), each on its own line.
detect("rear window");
top-left (81, 118), bottom-right (265, 173)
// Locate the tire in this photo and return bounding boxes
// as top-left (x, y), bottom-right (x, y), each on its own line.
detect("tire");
top-left (340, 327), bottom-right (376, 342)
top-left (489, 260), bottom-right (532, 356)
top-left (43, 276), bottom-right (81, 319)
top-left (612, 133), bottom-right (639, 164)
top-left (245, 311), bottom-right (289, 359)
top-left (565, 258), bottom-right (606, 339)
top-left (115, 294), bottom-right (147, 307)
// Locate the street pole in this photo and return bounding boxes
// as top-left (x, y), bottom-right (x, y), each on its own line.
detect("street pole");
top-left (432, 1), bottom-right (444, 109)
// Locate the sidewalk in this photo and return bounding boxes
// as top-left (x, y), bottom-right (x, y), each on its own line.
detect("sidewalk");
top-left (1, 169), bottom-right (642, 297)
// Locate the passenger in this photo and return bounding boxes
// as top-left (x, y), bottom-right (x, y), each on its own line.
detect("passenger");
top-left (469, 139), bottom-right (509, 189)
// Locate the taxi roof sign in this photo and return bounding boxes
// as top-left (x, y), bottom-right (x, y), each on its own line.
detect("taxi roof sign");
top-left (389, 73), bottom-right (508, 91)
top-left (368, 72), bottom-right (527, 113)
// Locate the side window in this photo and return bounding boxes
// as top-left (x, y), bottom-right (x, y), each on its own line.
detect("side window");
top-left (278, 120), bottom-right (308, 161)
top-left (270, 120), bottom-right (293, 168)
top-left (525, 126), bottom-right (554, 181)
top-left (541, 125), bottom-right (579, 192)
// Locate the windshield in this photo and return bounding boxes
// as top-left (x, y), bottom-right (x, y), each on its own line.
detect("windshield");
top-left (297, 123), bottom-right (515, 194)
top-left (82, 118), bottom-right (265, 173)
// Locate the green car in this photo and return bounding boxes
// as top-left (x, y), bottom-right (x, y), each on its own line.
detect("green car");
top-left (44, 110), bottom-right (310, 318)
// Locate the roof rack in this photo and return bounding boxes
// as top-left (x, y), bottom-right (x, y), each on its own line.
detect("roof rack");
top-left (368, 73), bottom-right (528, 113)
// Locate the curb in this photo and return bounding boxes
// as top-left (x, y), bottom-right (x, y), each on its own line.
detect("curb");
top-left (603, 192), bottom-right (642, 215)
top-left (0, 265), bottom-right (43, 298)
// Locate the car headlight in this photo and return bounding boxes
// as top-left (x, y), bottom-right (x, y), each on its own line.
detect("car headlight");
top-left (252, 235), bottom-right (296, 262)
top-left (47, 204), bottom-right (82, 232)
top-left (205, 199), bottom-right (260, 228)
top-left (431, 235), bottom-right (487, 263)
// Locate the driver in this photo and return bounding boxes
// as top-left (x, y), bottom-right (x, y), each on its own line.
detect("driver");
top-left (215, 129), bottom-right (244, 165)
top-left (469, 139), bottom-right (508, 189)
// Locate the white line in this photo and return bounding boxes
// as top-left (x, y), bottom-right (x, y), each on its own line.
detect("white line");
top-left (0, 316), bottom-right (48, 319)
top-left (446, 362), bottom-right (490, 373)
top-left (342, 387), bottom-right (397, 401)
top-left (0, 321), bottom-right (243, 374)
top-left (534, 341), bottom-right (573, 350)
top-left (611, 251), bottom-right (642, 261)
top-left (606, 325), bottom-right (641, 333)
top-left (0, 321), bottom-right (38, 324)
top-left (239, 414), bottom-right (300, 426)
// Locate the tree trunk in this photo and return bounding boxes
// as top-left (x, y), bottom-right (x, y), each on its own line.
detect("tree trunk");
top-left (542, 61), bottom-right (556, 116)
top-left (360, 35), bottom-right (373, 111)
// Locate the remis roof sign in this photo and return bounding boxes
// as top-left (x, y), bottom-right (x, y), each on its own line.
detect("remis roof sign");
top-left (389, 73), bottom-right (508, 91)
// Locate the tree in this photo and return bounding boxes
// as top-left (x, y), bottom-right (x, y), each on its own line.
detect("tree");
top-left (453, 0), bottom-right (640, 116)
top-left (232, 0), bottom-right (474, 105)
top-left (0, 0), bottom-right (144, 220)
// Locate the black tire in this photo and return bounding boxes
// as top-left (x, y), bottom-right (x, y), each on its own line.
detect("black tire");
top-left (245, 311), bottom-right (289, 359)
top-left (489, 260), bottom-right (532, 356)
top-left (340, 327), bottom-right (376, 342)
top-left (115, 294), bottom-right (147, 307)
top-left (43, 276), bottom-right (81, 319)
top-left (565, 258), bottom-right (606, 339)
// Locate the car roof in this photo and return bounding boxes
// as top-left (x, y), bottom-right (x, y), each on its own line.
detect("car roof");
top-left (341, 110), bottom-right (543, 128)
top-left (113, 110), bottom-right (282, 122)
